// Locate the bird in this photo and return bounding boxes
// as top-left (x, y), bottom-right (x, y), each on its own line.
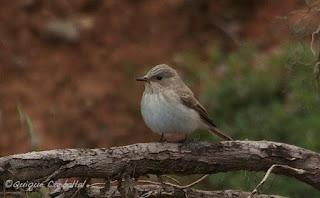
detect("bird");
top-left (136, 64), bottom-right (233, 142)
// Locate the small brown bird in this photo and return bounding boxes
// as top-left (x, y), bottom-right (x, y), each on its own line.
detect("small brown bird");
top-left (136, 64), bottom-right (233, 141)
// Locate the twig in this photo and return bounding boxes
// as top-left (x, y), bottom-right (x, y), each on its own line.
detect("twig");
top-left (310, 25), bottom-right (320, 86)
top-left (70, 178), bottom-right (89, 198)
top-left (138, 180), bottom-right (161, 186)
top-left (179, 174), bottom-right (208, 189)
top-left (138, 174), bottom-right (208, 190)
top-left (310, 25), bottom-right (320, 56)
top-left (88, 180), bottom-right (117, 188)
top-left (249, 164), bottom-right (306, 198)
top-left (162, 175), bottom-right (182, 185)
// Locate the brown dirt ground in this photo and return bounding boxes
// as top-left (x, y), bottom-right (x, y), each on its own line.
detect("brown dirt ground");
top-left (0, 0), bottom-right (305, 155)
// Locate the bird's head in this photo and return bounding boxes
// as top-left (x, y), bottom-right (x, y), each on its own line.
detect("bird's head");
top-left (136, 64), bottom-right (181, 91)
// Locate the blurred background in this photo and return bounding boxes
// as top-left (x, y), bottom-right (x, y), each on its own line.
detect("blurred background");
top-left (1, 0), bottom-right (320, 197)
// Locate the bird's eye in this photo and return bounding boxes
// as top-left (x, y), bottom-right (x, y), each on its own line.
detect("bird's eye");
top-left (156, 76), bottom-right (163, 80)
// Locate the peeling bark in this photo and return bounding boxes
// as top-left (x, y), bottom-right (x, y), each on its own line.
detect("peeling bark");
top-left (0, 141), bottom-right (319, 190)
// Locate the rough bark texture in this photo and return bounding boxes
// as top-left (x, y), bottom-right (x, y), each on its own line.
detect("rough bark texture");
top-left (0, 141), bottom-right (319, 191)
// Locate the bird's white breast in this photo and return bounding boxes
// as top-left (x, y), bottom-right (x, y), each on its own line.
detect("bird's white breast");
top-left (141, 90), bottom-right (200, 134)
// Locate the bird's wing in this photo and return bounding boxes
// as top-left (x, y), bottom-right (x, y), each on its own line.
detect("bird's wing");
top-left (179, 89), bottom-right (217, 128)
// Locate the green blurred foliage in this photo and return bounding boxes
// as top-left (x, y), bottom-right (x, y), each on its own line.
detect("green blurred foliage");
top-left (17, 104), bottom-right (40, 152)
top-left (175, 43), bottom-right (320, 197)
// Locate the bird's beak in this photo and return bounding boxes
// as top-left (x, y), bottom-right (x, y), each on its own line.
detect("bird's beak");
top-left (136, 76), bottom-right (148, 82)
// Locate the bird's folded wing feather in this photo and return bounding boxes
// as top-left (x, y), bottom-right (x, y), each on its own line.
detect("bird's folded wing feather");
top-left (179, 91), bottom-right (217, 128)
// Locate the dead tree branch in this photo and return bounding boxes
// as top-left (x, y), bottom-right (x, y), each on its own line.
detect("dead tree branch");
top-left (0, 141), bottom-right (319, 191)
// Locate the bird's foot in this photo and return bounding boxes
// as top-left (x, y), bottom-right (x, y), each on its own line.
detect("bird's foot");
top-left (159, 133), bottom-right (167, 143)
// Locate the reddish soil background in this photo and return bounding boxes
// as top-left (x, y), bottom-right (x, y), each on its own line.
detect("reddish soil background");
top-left (0, 0), bottom-right (306, 155)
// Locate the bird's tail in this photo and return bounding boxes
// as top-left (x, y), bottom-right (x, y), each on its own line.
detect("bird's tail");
top-left (209, 126), bottom-right (234, 141)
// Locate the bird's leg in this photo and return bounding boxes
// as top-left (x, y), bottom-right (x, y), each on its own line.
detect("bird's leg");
top-left (159, 133), bottom-right (166, 142)
top-left (177, 134), bottom-right (189, 153)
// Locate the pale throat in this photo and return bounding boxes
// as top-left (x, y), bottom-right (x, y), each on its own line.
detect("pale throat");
top-left (141, 86), bottom-right (200, 134)
top-left (144, 82), bottom-right (164, 94)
